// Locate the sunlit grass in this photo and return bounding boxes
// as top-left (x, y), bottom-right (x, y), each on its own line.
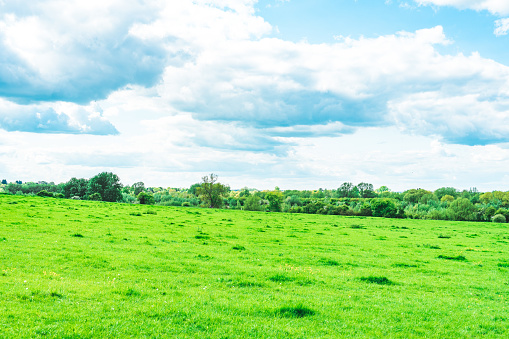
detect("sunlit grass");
top-left (1, 194), bottom-right (509, 338)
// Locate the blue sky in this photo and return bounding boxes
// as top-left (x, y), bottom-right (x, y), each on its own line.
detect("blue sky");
top-left (1, 0), bottom-right (509, 191)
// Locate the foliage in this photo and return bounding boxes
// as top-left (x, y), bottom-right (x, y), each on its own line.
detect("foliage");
top-left (492, 214), bottom-right (506, 223)
top-left (131, 182), bottom-right (146, 196)
top-left (265, 190), bottom-right (284, 212)
top-left (63, 177), bottom-right (89, 199)
top-left (88, 193), bottom-right (102, 201)
top-left (196, 174), bottom-right (229, 208)
top-left (448, 198), bottom-right (476, 221)
top-left (243, 194), bottom-right (263, 211)
top-left (371, 198), bottom-right (397, 218)
top-left (137, 192), bottom-right (155, 205)
top-left (87, 172), bottom-right (123, 202)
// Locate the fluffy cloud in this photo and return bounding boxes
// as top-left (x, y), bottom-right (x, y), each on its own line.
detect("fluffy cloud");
top-left (0, 0), bottom-right (167, 103)
top-left (495, 18), bottom-right (509, 36)
top-left (0, 100), bottom-right (118, 135)
top-left (415, 0), bottom-right (509, 15)
top-left (1, 0), bottom-right (509, 150)
top-left (389, 92), bottom-right (509, 145)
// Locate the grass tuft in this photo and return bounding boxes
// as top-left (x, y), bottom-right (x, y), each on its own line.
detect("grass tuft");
top-left (318, 258), bottom-right (340, 266)
top-left (438, 255), bottom-right (467, 261)
top-left (269, 274), bottom-right (294, 283)
top-left (276, 304), bottom-right (315, 318)
top-left (232, 245), bottom-right (245, 251)
top-left (71, 233), bottom-right (84, 238)
top-left (359, 276), bottom-right (396, 285)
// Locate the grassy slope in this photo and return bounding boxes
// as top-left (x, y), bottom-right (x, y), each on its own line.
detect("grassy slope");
top-left (1, 194), bottom-right (508, 338)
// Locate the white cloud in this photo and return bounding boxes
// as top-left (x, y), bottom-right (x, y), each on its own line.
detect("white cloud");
top-left (1, 0), bottom-right (509, 190)
top-left (495, 18), bottom-right (509, 36)
top-left (415, 0), bottom-right (509, 15)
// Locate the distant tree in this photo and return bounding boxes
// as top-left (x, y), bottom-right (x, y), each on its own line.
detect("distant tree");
top-left (87, 172), bottom-right (123, 202)
top-left (371, 199), bottom-right (397, 218)
top-left (63, 178), bottom-right (89, 199)
top-left (15, 180), bottom-right (22, 184)
top-left (244, 195), bottom-right (263, 211)
top-left (448, 198), bottom-right (476, 221)
top-left (434, 187), bottom-right (458, 201)
top-left (265, 190), bottom-right (284, 212)
top-left (132, 182), bottom-right (145, 196)
top-left (357, 182), bottom-right (376, 198)
top-left (137, 192), bottom-right (155, 205)
top-left (188, 183), bottom-right (202, 196)
top-left (403, 189), bottom-right (432, 204)
top-left (196, 174), bottom-right (229, 208)
top-left (337, 182), bottom-right (359, 198)
top-left (1, 179), bottom-right (7, 185)
top-left (440, 195), bottom-right (455, 203)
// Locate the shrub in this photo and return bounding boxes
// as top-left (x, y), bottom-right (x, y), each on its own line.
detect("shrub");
top-left (181, 202), bottom-right (191, 207)
top-left (492, 214), bottom-right (506, 223)
top-left (89, 193), bottom-right (102, 201)
top-left (37, 190), bottom-right (54, 197)
top-left (371, 198), bottom-right (397, 218)
top-left (137, 192), bottom-right (155, 205)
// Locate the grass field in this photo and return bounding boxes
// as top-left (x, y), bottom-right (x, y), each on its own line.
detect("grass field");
top-left (1, 194), bottom-right (509, 338)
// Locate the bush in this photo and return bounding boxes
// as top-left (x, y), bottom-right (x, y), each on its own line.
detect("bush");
top-left (371, 199), bottom-right (397, 218)
top-left (137, 192), bottom-right (155, 205)
top-left (181, 202), bottom-right (191, 207)
top-left (37, 190), bottom-right (54, 197)
top-left (89, 193), bottom-right (102, 201)
top-left (492, 214), bottom-right (506, 223)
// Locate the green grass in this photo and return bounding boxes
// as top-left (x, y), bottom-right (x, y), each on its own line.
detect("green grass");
top-left (1, 194), bottom-right (509, 338)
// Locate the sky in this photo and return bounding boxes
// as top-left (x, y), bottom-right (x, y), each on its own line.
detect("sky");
top-left (1, 0), bottom-right (509, 191)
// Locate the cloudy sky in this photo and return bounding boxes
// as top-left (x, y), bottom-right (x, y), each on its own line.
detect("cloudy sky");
top-left (1, 0), bottom-right (509, 191)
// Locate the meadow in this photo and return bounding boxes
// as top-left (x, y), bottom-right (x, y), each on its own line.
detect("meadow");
top-left (1, 194), bottom-right (508, 338)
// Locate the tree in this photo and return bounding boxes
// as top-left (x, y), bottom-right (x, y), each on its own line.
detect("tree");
top-left (196, 174), bottom-right (229, 208)
top-left (434, 187), bottom-right (458, 201)
top-left (337, 182), bottom-right (358, 198)
top-left (63, 178), bottom-right (89, 199)
top-left (244, 194), bottom-right (263, 211)
top-left (87, 172), bottom-right (123, 202)
top-left (1, 179), bottom-right (7, 185)
top-left (448, 198), bottom-right (476, 221)
top-left (403, 189), bottom-right (432, 204)
top-left (357, 182), bottom-right (376, 198)
top-left (132, 182), bottom-right (145, 196)
top-left (188, 183), bottom-right (202, 196)
top-left (371, 199), bottom-right (397, 218)
top-left (266, 190), bottom-right (284, 212)
top-left (137, 192), bottom-right (155, 205)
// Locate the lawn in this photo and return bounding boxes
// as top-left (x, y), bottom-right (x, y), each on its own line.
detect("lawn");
top-left (1, 194), bottom-right (508, 338)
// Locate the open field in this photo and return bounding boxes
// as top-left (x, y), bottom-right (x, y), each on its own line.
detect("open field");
top-left (1, 194), bottom-right (509, 338)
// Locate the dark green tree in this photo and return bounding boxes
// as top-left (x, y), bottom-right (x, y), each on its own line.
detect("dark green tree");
top-left (137, 192), bottom-right (155, 205)
top-left (434, 187), bottom-right (458, 201)
top-left (337, 182), bottom-right (359, 198)
top-left (87, 172), bottom-right (123, 202)
top-left (357, 182), bottom-right (376, 198)
top-left (132, 182), bottom-right (146, 196)
top-left (63, 178), bottom-right (89, 199)
top-left (448, 198), bottom-right (477, 221)
top-left (196, 174), bottom-right (229, 208)
top-left (266, 190), bottom-right (284, 212)
top-left (244, 194), bottom-right (263, 211)
top-left (371, 199), bottom-right (397, 218)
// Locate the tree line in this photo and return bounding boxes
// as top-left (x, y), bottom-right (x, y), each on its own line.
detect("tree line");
top-left (2, 173), bottom-right (509, 223)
